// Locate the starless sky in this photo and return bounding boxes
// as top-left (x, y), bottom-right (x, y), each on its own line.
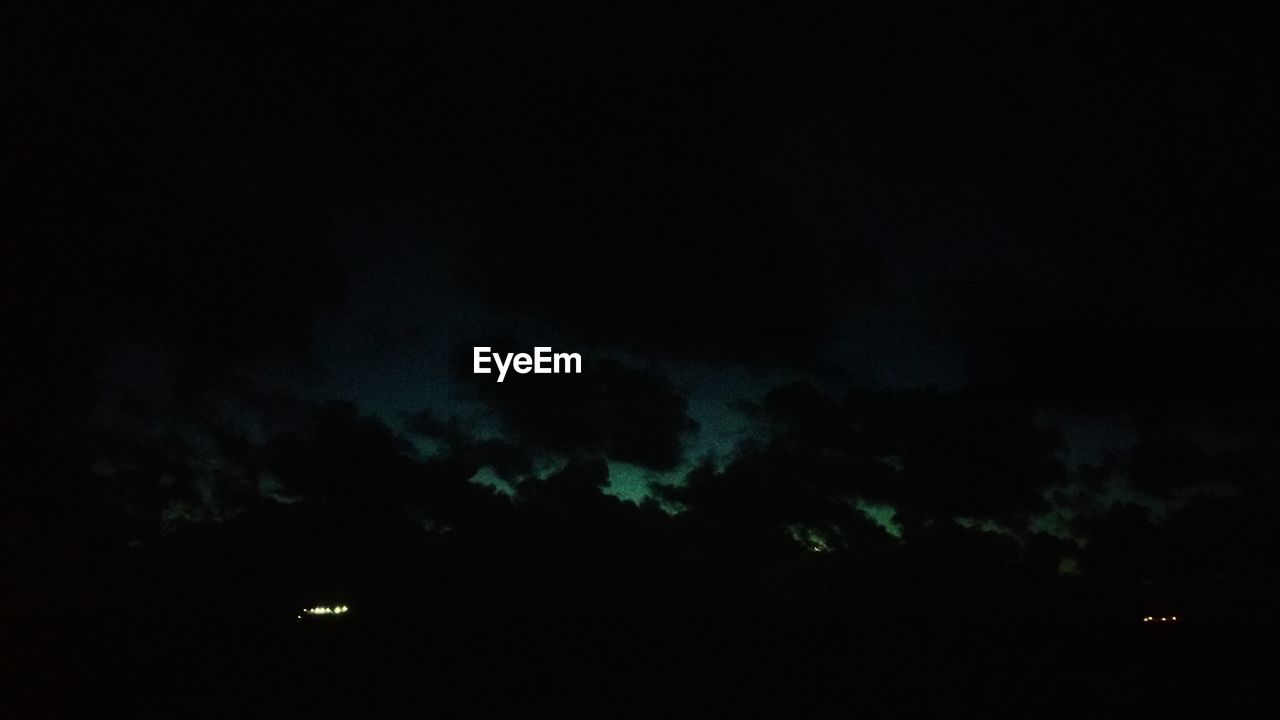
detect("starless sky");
top-left (6, 3), bottom-right (1280, 625)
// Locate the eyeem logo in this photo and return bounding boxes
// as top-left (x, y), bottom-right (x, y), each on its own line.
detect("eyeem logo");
top-left (473, 347), bottom-right (582, 382)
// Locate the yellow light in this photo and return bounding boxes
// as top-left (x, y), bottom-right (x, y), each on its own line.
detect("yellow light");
top-left (300, 604), bottom-right (349, 616)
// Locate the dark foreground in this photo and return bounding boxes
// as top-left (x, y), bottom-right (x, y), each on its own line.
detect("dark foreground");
top-left (5, 614), bottom-right (1275, 716)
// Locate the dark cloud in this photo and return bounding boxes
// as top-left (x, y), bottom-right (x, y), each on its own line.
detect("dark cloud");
top-left (714, 382), bottom-right (1064, 522)
top-left (464, 358), bottom-right (698, 471)
top-left (409, 410), bottom-right (533, 483)
top-left (1073, 476), bottom-right (1280, 621)
top-left (959, 273), bottom-right (1280, 430)
top-left (450, 70), bottom-right (881, 361)
top-left (263, 401), bottom-right (423, 508)
top-left (6, 368), bottom-right (1279, 638)
top-left (1125, 440), bottom-right (1263, 498)
top-left (857, 388), bottom-right (1066, 519)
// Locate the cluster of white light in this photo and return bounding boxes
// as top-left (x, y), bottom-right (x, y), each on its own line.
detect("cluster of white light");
top-left (302, 605), bottom-right (349, 615)
top-left (1142, 615), bottom-right (1177, 622)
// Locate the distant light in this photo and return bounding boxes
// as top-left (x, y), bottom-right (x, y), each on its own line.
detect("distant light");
top-left (302, 605), bottom-right (350, 616)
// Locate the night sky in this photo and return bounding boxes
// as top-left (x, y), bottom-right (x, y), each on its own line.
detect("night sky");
top-left (7, 3), bottom-right (1280, 711)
